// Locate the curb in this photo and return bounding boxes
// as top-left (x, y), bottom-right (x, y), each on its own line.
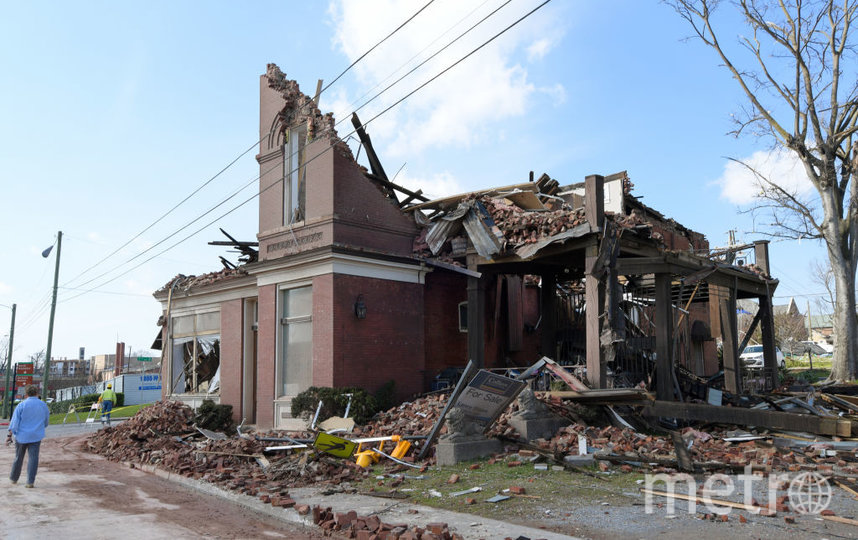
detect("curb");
top-left (124, 460), bottom-right (578, 540)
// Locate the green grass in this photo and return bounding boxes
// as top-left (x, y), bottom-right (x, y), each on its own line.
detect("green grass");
top-left (785, 355), bottom-right (832, 369)
top-left (50, 402), bottom-right (153, 425)
top-left (351, 454), bottom-right (643, 523)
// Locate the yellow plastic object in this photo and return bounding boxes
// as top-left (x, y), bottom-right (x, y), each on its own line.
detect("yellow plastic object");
top-left (355, 450), bottom-right (376, 468)
top-left (390, 437), bottom-right (411, 459)
top-left (354, 435), bottom-right (412, 468)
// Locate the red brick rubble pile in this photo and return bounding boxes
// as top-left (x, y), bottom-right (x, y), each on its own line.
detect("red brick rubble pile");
top-left (85, 401), bottom-right (369, 497)
top-left (355, 393), bottom-right (448, 441)
top-left (311, 506), bottom-right (461, 540)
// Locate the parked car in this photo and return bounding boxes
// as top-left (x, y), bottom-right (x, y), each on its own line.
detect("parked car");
top-left (740, 345), bottom-right (785, 368)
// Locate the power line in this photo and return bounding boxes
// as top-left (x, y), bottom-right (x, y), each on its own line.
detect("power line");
top-left (61, 137), bottom-right (263, 289)
top-left (334, 0), bottom-right (497, 120)
top-left (59, 0), bottom-right (553, 302)
top-left (59, 3), bottom-right (439, 292)
top-left (336, 0), bottom-right (513, 129)
top-left (321, 0), bottom-right (437, 95)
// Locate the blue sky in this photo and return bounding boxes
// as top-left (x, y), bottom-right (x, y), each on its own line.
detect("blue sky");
top-left (0, 0), bottom-right (828, 362)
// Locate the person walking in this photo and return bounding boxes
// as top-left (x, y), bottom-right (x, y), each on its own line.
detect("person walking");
top-left (98, 384), bottom-right (117, 426)
top-left (6, 385), bottom-right (50, 488)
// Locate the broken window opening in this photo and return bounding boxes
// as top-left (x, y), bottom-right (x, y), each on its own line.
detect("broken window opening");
top-left (170, 312), bottom-right (221, 395)
top-left (283, 126), bottom-right (307, 225)
top-left (458, 301), bottom-right (468, 333)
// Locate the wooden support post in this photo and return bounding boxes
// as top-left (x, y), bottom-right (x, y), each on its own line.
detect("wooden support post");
top-left (540, 272), bottom-right (557, 362)
top-left (753, 240), bottom-right (771, 276)
top-left (654, 273), bottom-right (674, 400)
top-left (467, 276), bottom-right (486, 369)
top-left (759, 293), bottom-right (778, 390)
top-left (585, 175), bottom-right (605, 231)
top-left (585, 242), bottom-right (606, 388)
top-left (720, 294), bottom-right (741, 394)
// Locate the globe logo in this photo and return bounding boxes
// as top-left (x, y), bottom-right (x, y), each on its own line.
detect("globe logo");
top-left (788, 472), bottom-right (832, 515)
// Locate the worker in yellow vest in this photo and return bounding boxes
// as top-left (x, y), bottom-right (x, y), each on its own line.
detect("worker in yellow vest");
top-left (98, 384), bottom-right (117, 426)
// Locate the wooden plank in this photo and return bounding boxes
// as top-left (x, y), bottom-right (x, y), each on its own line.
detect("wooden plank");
top-left (758, 294), bottom-right (778, 390)
top-left (640, 488), bottom-right (774, 514)
top-left (467, 277), bottom-right (486, 369)
top-left (541, 389), bottom-right (651, 403)
top-left (540, 358), bottom-right (590, 391)
top-left (351, 113), bottom-right (389, 182)
top-left (584, 174), bottom-right (605, 231)
top-left (585, 242), bottom-right (605, 388)
top-left (640, 401), bottom-right (839, 436)
top-left (821, 393), bottom-right (858, 414)
top-left (655, 273), bottom-right (674, 400)
top-left (821, 515), bottom-right (858, 527)
top-left (720, 298), bottom-right (741, 394)
top-left (504, 190), bottom-right (546, 210)
top-left (540, 272), bottom-right (557, 362)
top-left (403, 181), bottom-right (539, 212)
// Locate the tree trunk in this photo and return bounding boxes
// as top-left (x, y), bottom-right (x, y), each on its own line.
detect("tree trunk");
top-left (827, 242), bottom-right (858, 381)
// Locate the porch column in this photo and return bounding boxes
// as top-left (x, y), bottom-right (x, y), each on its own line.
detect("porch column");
top-left (540, 272), bottom-right (557, 361)
top-left (719, 290), bottom-right (742, 394)
top-left (655, 273), bottom-right (674, 400)
top-left (585, 242), bottom-right (606, 388)
top-left (467, 276), bottom-right (486, 368)
top-left (759, 293), bottom-right (778, 390)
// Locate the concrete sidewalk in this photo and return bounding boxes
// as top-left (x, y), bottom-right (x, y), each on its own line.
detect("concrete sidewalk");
top-left (0, 433), bottom-right (578, 540)
top-left (142, 463), bottom-right (579, 540)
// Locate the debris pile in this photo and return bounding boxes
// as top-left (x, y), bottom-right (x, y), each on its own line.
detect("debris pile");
top-left (481, 197), bottom-right (585, 245)
top-left (311, 506), bottom-right (460, 540)
top-left (354, 393), bottom-right (448, 440)
top-left (85, 400), bottom-right (370, 497)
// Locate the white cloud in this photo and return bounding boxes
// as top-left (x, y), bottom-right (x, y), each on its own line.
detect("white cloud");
top-left (715, 148), bottom-right (812, 205)
top-left (539, 83), bottom-right (566, 105)
top-left (0, 282), bottom-right (11, 295)
top-left (327, 0), bottom-right (562, 157)
top-left (395, 171), bottom-right (463, 201)
top-left (527, 38), bottom-right (553, 61)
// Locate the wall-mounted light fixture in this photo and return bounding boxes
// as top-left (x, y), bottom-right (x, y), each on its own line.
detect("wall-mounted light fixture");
top-left (354, 294), bottom-right (367, 319)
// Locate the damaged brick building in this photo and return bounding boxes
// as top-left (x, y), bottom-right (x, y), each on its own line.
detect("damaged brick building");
top-left (153, 64), bottom-right (781, 429)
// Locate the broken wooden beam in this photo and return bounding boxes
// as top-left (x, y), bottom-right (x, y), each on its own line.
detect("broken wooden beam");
top-left (540, 388), bottom-right (652, 404)
top-left (640, 401), bottom-right (843, 436)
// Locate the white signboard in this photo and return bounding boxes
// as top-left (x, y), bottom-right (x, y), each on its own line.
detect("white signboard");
top-left (455, 370), bottom-right (526, 429)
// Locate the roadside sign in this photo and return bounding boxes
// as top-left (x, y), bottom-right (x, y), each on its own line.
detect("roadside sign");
top-left (313, 432), bottom-right (357, 458)
top-left (15, 362), bottom-right (33, 388)
top-left (455, 370), bottom-right (527, 429)
top-left (137, 357), bottom-right (153, 362)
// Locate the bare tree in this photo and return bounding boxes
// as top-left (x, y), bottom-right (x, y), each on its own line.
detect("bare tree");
top-left (28, 350), bottom-right (45, 374)
top-left (669, 0), bottom-right (858, 380)
top-left (810, 258), bottom-right (836, 314)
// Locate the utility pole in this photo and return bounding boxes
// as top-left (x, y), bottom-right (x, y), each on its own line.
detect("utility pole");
top-left (42, 231), bottom-right (62, 401)
top-left (806, 299), bottom-right (813, 371)
top-left (2, 303), bottom-right (15, 418)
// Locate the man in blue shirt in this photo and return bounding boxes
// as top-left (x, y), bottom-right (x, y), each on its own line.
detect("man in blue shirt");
top-left (6, 385), bottom-right (50, 488)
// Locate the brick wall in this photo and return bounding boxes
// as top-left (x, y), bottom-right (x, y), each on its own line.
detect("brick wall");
top-left (330, 274), bottom-right (425, 401)
top-left (423, 271), bottom-right (468, 386)
top-left (255, 284), bottom-right (277, 428)
top-left (219, 299), bottom-right (244, 423)
top-left (312, 274), bottom-right (335, 387)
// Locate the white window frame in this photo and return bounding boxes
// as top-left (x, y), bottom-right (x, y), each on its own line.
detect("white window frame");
top-left (283, 127), bottom-right (307, 225)
top-left (277, 282), bottom-right (313, 398)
